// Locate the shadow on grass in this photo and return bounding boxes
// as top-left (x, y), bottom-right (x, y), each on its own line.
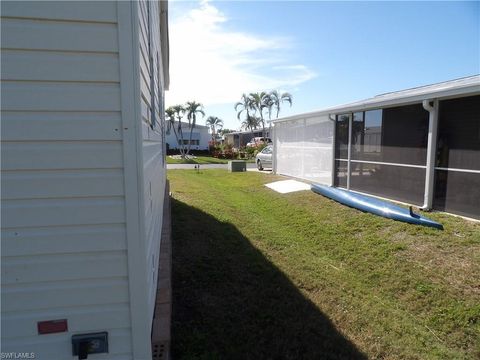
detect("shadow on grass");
top-left (171, 198), bottom-right (367, 360)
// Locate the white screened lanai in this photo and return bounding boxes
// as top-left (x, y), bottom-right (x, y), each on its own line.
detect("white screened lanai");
top-left (272, 76), bottom-right (480, 220)
top-left (274, 114), bottom-right (334, 185)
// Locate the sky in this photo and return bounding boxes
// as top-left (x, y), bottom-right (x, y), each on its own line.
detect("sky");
top-left (165, 0), bottom-right (480, 130)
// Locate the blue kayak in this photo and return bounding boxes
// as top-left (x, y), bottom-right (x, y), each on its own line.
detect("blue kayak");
top-left (311, 183), bottom-right (443, 230)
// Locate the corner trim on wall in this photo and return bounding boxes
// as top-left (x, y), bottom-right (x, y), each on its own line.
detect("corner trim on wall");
top-left (117, 2), bottom-right (151, 359)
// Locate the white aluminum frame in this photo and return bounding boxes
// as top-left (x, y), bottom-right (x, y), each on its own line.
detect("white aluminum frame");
top-left (435, 167), bottom-right (480, 174)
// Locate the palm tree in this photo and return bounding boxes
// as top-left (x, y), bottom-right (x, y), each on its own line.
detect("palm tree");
top-left (171, 104), bottom-right (186, 158)
top-left (184, 101), bottom-right (205, 155)
top-left (269, 90), bottom-right (293, 119)
top-left (165, 107), bottom-right (179, 149)
top-left (241, 115), bottom-right (260, 132)
top-left (165, 107), bottom-right (176, 135)
top-left (205, 116), bottom-right (224, 145)
top-left (248, 91), bottom-right (269, 137)
top-left (234, 93), bottom-right (253, 124)
top-left (264, 94), bottom-right (275, 121)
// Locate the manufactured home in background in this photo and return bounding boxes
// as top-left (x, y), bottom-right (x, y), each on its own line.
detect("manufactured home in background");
top-left (224, 128), bottom-right (272, 149)
top-left (273, 76), bottom-right (480, 220)
top-left (1, 1), bottom-right (170, 359)
top-left (165, 121), bottom-right (210, 151)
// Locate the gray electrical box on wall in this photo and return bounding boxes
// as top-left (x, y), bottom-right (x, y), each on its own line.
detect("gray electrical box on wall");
top-left (72, 332), bottom-right (108, 359)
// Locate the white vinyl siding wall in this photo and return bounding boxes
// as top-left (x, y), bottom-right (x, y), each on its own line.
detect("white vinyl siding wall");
top-left (0, 2), bottom-right (159, 359)
top-left (137, 0), bottom-right (166, 327)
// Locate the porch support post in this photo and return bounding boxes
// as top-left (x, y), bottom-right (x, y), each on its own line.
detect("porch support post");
top-left (422, 99), bottom-right (439, 210)
top-left (347, 114), bottom-right (352, 190)
top-left (330, 114), bottom-right (336, 187)
top-left (272, 124), bottom-right (277, 174)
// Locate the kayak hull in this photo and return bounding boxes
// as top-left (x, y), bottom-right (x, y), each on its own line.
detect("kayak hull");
top-left (311, 184), bottom-right (443, 230)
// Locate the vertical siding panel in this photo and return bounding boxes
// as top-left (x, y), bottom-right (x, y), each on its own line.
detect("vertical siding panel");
top-left (139, 0), bottom-right (166, 332)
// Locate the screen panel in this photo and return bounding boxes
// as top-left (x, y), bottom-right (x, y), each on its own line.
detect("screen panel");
top-left (275, 115), bottom-right (334, 184)
top-left (275, 119), bottom-right (304, 177)
top-left (350, 162), bottom-right (426, 205)
top-left (334, 160), bottom-right (348, 188)
top-left (351, 105), bottom-right (428, 165)
top-left (335, 114), bottom-right (350, 159)
top-left (436, 95), bottom-right (480, 171)
top-left (433, 170), bottom-right (480, 219)
top-left (352, 110), bottom-right (382, 162)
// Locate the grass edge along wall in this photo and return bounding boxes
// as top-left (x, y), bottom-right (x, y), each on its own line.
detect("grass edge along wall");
top-left (273, 76), bottom-right (480, 220)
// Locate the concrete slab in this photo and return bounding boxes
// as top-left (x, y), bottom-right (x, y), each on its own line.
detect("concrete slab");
top-left (265, 179), bottom-right (311, 194)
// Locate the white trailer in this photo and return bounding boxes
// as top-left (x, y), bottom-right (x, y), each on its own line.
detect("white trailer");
top-left (1, 1), bottom-right (169, 359)
top-left (165, 122), bottom-right (211, 151)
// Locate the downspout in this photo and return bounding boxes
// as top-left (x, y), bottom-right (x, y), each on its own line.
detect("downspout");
top-left (422, 99), bottom-right (439, 210)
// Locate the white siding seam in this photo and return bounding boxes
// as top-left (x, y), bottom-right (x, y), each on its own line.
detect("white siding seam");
top-left (1, 140), bottom-right (122, 144)
top-left (1, 303), bottom-right (130, 315)
top-left (1, 79), bottom-right (120, 84)
top-left (1, 47), bottom-right (119, 55)
top-left (2, 167), bottom-right (123, 176)
top-left (1, 222), bottom-right (126, 231)
top-left (1, 110), bottom-right (122, 113)
top-left (2, 277), bottom-right (128, 289)
top-left (1, 276), bottom-right (129, 287)
top-left (1, 15), bottom-right (117, 25)
top-left (1, 167), bottom-right (124, 173)
top-left (2, 249), bottom-right (127, 260)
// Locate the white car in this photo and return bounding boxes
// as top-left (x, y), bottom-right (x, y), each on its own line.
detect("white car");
top-left (255, 145), bottom-right (273, 170)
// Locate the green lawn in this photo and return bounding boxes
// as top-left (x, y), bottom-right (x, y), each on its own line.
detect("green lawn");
top-left (168, 169), bottom-right (480, 359)
top-left (166, 155), bottom-right (228, 164)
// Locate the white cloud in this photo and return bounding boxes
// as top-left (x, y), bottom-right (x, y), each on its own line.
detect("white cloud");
top-left (165, 1), bottom-right (316, 107)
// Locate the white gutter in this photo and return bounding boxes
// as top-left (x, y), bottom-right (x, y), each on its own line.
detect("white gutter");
top-left (271, 77), bottom-right (480, 125)
top-left (159, 0), bottom-right (170, 89)
top-left (422, 99), bottom-right (439, 210)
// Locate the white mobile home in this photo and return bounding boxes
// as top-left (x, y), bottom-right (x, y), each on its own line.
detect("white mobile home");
top-left (1, 1), bottom-right (170, 359)
top-left (273, 76), bottom-right (480, 220)
top-left (165, 121), bottom-right (210, 151)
